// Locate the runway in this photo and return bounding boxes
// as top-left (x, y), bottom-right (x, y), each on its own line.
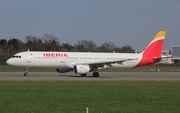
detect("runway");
top-left (0, 72), bottom-right (180, 81)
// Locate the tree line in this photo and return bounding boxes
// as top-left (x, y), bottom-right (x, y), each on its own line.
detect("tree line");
top-left (0, 34), bottom-right (135, 60)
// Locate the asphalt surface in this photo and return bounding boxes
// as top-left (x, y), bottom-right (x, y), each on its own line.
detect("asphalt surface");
top-left (0, 72), bottom-right (180, 81)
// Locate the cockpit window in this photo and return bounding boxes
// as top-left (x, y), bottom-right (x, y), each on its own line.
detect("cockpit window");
top-left (12, 56), bottom-right (21, 58)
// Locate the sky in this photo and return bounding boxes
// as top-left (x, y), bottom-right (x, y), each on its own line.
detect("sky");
top-left (0, 0), bottom-right (180, 50)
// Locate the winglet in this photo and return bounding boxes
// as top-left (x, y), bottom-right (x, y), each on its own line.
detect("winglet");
top-left (142, 31), bottom-right (166, 57)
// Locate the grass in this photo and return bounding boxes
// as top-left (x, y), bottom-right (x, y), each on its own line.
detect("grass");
top-left (0, 65), bottom-right (180, 72)
top-left (0, 82), bottom-right (180, 113)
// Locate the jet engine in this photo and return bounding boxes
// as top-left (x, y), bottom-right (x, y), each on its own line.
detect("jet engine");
top-left (56, 68), bottom-right (72, 73)
top-left (74, 65), bottom-right (90, 74)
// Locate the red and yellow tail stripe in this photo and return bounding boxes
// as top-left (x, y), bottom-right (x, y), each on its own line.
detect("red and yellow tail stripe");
top-left (135, 31), bottom-right (166, 67)
top-left (143, 31), bottom-right (166, 56)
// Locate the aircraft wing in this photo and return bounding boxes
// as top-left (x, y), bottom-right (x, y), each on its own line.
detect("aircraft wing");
top-left (67, 58), bottom-right (136, 70)
top-left (86, 58), bottom-right (135, 69)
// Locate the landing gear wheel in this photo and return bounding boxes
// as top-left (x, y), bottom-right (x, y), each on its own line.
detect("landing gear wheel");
top-left (24, 72), bottom-right (28, 76)
top-left (93, 72), bottom-right (99, 77)
top-left (24, 68), bottom-right (29, 76)
top-left (81, 74), bottom-right (87, 77)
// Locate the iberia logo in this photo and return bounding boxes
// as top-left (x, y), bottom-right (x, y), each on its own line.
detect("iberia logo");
top-left (43, 53), bottom-right (68, 57)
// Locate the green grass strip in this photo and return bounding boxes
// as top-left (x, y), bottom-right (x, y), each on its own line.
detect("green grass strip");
top-left (0, 82), bottom-right (180, 113)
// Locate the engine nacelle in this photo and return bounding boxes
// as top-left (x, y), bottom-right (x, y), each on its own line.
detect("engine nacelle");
top-left (56, 68), bottom-right (72, 73)
top-left (74, 65), bottom-right (90, 74)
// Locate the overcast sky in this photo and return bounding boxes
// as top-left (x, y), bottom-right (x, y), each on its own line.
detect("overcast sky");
top-left (0, 0), bottom-right (180, 50)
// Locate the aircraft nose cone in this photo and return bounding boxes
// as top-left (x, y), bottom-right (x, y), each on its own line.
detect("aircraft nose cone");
top-left (6, 59), bottom-right (13, 66)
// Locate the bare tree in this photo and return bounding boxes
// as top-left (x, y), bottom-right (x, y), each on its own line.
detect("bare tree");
top-left (0, 39), bottom-right (8, 55)
top-left (17, 39), bottom-right (25, 52)
top-left (75, 40), bottom-right (97, 52)
top-left (41, 34), bottom-right (60, 51)
top-left (61, 43), bottom-right (73, 51)
top-left (37, 39), bottom-right (44, 51)
top-left (25, 35), bottom-right (42, 51)
top-left (97, 42), bottom-right (116, 52)
top-left (115, 45), bottom-right (135, 53)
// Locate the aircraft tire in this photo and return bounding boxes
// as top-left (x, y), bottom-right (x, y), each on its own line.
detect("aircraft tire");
top-left (24, 72), bottom-right (28, 76)
top-left (93, 72), bottom-right (99, 77)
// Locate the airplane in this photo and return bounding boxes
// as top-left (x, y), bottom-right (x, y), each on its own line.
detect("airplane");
top-left (6, 31), bottom-right (166, 77)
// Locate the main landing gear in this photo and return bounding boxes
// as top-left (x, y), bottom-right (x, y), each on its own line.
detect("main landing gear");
top-left (93, 72), bottom-right (99, 77)
top-left (24, 68), bottom-right (29, 76)
top-left (80, 72), bottom-right (99, 77)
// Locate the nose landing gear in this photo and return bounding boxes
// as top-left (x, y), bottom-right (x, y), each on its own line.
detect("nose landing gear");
top-left (24, 68), bottom-right (29, 76)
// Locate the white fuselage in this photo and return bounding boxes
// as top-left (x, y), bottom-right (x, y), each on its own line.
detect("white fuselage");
top-left (7, 51), bottom-right (142, 69)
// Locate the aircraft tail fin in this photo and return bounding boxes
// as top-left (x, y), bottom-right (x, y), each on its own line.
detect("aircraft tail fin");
top-left (142, 31), bottom-right (166, 57)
